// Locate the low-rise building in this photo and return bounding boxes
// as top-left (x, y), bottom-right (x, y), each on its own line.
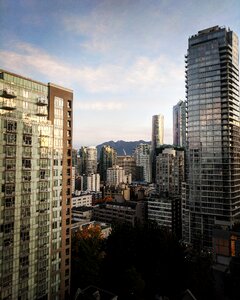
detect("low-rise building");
top-left (72, 206), bottom-right (93, 223)
top-left (147, 193), bottom-right (182, 239)
top-left (72, 193), bottom-right (93, 207)
top-left (93, 201), bottom-right (145, 226)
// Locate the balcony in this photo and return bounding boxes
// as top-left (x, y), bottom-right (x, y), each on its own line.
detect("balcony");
top-left (0, 88), bottom-right (17, 98)
top-left (37, 96), bottom-right (48, 106)
top-left (36, 106), bottom-right (48, 116)
top-left (0, 98), bottom-right (16, 110)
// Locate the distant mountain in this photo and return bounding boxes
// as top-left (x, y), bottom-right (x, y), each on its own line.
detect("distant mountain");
top-left (96, 140), bottom-right (151, 157)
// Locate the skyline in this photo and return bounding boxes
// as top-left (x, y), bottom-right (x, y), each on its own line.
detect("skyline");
top-left (0, 0), bottom-right (240, 147)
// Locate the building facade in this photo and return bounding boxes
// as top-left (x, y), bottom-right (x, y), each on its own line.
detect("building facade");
top-left (173, 100), bottom-right (186, 147)
top-left (106, 165), bottom-right (128, 187)
top-left (183, 26), bottom-right (240, 248)
top-left (148, 147), bottom-right (184, 239)
top-left (93, 201), bottom-right (146, 226)
top-left (99, 145), bottom-right (117, 182)
top-left (87, 173), bottom-right (100, 192)
top-left (0, 70), bottom-right (72, 299)
top-left (151, 114), bottom-right (164, 182)
top-left (86, 146), bottom-right (97, 175)
top-left (134, 144), bottom-right (151, 183)
top-left (79, 146), bottom-right (97, 175)
top-left (116, 155), bottom-right (136, 180)
top-left (156, 147), bottom-right (184, 197)
top-left (72, 193), bottom-right (93, 207)
top-left (152, 114), bottom-right (164, 148)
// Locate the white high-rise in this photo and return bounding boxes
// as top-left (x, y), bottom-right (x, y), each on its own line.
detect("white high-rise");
top-left (151, 114), bottom-right (164, 149)
top-left (134, 144), bottom-right (151, 183)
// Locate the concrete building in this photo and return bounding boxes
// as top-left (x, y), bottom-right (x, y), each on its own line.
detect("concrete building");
top-left (147, 193), bottom-right (182, 239)
top-left (72, 206), bottom-right (93, 223)
top-left (173, 100), bottom-right (186, 147)
top-left (116, 155), bottom-right (136, 180)
top-left (156, 147), bottom-right (184, 197)
top-left (87, 173), bottom-right (100, 192)
top-left (106, 165), bottom-right (131, 187)
top-left (93, 201), bottom-right (146, 226)
top-left (147, 147), bottom-right (184, 239)
top-left (72, 193), bottom-right (93, 207)
top-left (183, 26), bottom-right (240, 249)
top-left (72, 166), bottom-right (76, 193)
top-left (134, 144), bottom-right (151, 183)
top-left (0, 69), bottom-right (73, 299)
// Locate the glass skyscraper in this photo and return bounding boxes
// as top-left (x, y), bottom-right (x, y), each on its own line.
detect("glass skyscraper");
top-left (182, 26), bottom-right (240, 248)
top-left (173, 100), bottom-right (186, 147)
top-left (151, 114), bottom-right (164, 182)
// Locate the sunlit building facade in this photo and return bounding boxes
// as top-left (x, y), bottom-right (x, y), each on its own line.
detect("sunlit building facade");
top-left (99, 145), bottom-right (117, 182)
top-left (0, 70), bottom-right (73, 299)
top-left (134, 144), bottom-right (151, 183)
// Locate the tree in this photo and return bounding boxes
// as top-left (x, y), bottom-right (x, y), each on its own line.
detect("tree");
top-left (100, 222), bottom-right (187, 299)
top-left (71, 224), bottom-right (105, 296)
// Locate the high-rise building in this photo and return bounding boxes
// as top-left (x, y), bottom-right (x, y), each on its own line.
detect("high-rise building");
top-left (116, 155), bottom-right (136, 180)
top-left (156, 147), bottom-right (184, 197)
top-left (183, 26), bottom-right (240, 248)
top-left (87, 173), bottom-right (100, 192)
top-left (173, 100), bottom-right (186, 147)
top-left (99, 145), bottom-right (117, 182)
top-left (0, 69), bottom-right (73, 299)
top-left (134, 144), bottom-right (151, 183)
top-left (151, 114), bottom-right (164, 182)
top-left (151, 114), bottom-right (164, 149)
top-left (79, 146), bottom-right (97, 175)
top-left (79, 146), bottom-right (87, 175)
top-left (106, 165), bottom-right (131, 187)
top-left (147, 147), bottom-right (184, 239)
top-left (86, 146), bottom-right (97, 174)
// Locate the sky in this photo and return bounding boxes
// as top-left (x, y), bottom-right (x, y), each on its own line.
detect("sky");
top-left (0, 0), bottom-right (240, 148)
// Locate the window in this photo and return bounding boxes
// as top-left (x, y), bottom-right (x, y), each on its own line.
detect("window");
top-left (5, 133), bottom-right (16, 144)
top-left (22, 159), bottom-right (31, 169)
top-left (5, 159), bottom-right (16, 170)
top-left (23, 135), bottom-right (32, 146)
top-left (5, 120), bottom-right (17, 132)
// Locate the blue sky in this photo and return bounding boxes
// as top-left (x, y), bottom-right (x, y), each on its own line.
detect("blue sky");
top-left (0, 0), bottom-right (239, 147)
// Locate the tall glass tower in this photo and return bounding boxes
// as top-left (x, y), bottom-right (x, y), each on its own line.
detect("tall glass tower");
top-left (173, 100), bottom-right (186, 147)
top-left (183, 26), bottom-right (240, 248)
top-left (151, 114), bottom-right (164, 149)
top-left (151, 114), bottom-right (164, 182)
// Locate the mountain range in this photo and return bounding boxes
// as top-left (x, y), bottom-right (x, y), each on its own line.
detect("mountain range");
top-left (96, 140), bottom-right (151, 157)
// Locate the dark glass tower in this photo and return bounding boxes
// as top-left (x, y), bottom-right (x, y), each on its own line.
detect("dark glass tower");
top-left (99, 145), bottom-right (117, 182)
top-left (173, 100), bottom-right (186, 147)
top-left (183, 26), bottom-right (240, 248)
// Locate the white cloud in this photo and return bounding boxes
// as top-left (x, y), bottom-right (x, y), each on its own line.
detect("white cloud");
top-left (0, 41), bottom-right (184, 95)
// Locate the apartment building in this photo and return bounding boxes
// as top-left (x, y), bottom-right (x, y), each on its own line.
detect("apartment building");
top-left (0, 69), bottom-right (72, 299)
